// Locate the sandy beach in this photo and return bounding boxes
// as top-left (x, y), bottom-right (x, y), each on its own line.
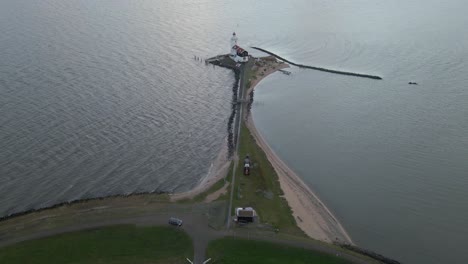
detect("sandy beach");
top-left (245, 60), bottom-right (353, 244)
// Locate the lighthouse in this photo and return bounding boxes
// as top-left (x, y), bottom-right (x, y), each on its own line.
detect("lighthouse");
top-left (229, 32), bottom-right (249, 63)
top-left (230, 32), bottom-right (238, 56)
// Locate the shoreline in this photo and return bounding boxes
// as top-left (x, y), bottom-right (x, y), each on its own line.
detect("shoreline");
top-left (170, 138), bottom-right (231, 201)
top-left (0, 56), bottom-right (352, 245)
top-left (0, 141), bottom-right (231, 221)
top-left (245, 63), bottom-right (353, 244)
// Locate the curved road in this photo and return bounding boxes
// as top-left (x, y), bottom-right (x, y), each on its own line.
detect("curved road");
top-left (0, 209), bottom-right (374, 264)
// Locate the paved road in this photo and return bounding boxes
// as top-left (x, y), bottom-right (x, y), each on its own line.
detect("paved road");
top-left (0, 210), bottom-right (224, 264)
top-left (0, 210), bottom-right (374, 264)
top-left (226, 63), bottom-right (246, 229)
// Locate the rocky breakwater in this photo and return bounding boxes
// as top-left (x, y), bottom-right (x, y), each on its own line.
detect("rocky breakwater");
top-left (251, 47), bottom-right (383, 80)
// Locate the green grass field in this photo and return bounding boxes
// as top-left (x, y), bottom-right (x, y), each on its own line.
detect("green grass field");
top-left (0, 225), bottom-right (193, 264)
top-left (233, 121), bottom-right (304, 236)
top-left (207, 237), bottom-right (352, 264)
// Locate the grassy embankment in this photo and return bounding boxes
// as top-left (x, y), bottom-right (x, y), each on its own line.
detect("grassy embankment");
top-left (230, 60), bottom-right (303, 236)
top-left (232, 122), bottom-right (303, 237)
top-left (207, 237), bottom-right (352, 264)
top-left (0, 225), bottom-right (193, 264)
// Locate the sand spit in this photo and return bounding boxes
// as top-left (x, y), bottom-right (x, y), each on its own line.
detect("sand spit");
top-left (245, 60), bottom-right (353, 244)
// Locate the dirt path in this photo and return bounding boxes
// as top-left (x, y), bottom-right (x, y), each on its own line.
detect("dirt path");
top-left (204, 182), bottom-right (229, 203)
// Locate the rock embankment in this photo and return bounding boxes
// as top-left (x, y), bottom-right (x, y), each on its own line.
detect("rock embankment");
top-left (336, 243), bottom-right (401, 264)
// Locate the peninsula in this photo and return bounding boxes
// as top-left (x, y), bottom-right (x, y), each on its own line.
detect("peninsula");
top-left (0, 33), bottom-right (399, 264)
top-left (206, 32), bottom-right (352, 243)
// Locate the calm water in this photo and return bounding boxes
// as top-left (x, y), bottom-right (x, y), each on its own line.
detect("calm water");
top-left (1, 0), bottom-right (467, 263)
top-left (0, 0), bottom-right (236, 216)
top-left (252, 1), bottom-right (468, 263)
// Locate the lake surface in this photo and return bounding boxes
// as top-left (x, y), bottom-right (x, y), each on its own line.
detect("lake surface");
top-left (252, 1), bottom-right (468, 263)
top-left (1, 0), bottom-right (467, 263)
top-left (0, 0), bottom-right (236, 216)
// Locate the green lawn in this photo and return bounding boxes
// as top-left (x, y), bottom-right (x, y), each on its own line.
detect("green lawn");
top-left (0, 225), bottom-right (193, 264)
top-left (233, 121), bottom-right (303, 236)
top-left (207, 237), bottom-right (352, 264)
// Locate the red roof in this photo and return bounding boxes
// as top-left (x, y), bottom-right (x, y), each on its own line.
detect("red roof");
top-left (232, 45), bottom-right (246, 54)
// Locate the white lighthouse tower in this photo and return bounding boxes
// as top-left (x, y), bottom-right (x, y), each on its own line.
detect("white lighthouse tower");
top-left (229, 32), bottom-right (249, 63)
top-left (230, 32), bottom-right (238, 56)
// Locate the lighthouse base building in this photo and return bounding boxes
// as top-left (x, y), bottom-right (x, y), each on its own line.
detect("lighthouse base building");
top-left (229, 32), bottom-right (249, 63)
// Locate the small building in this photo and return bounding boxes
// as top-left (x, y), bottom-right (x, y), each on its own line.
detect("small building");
top-left (235, 207), bottom-right (256, 223)
top-left (232, 45), bottom-right (248, 57)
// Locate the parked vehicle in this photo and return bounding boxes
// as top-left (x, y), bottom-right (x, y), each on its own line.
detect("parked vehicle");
top-left (168, 217), bottom-right (183, 227)
top-left (244, 163), bottom-right (250, 175)
top-left (243, 155), bottom-right (251, 175)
